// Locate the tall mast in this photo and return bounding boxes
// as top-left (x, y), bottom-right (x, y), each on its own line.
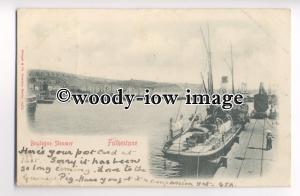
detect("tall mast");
top-left (207, 25), bottom-right (214, 95)
top-left (230, 44), bottom-right (235, 94)
top-left (201, 72), bottom-right (208, 93)
top-left (200, 25), bottom-right (213, 95)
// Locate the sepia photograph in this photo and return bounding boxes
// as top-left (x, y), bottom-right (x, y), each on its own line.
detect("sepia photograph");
top-left (16, 9), bottom-right (290, 187)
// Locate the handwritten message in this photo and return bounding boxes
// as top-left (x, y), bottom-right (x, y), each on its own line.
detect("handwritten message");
top-left (18, 145), bottom-right (148, 185)
top-left (17, 138), bottom-right (235, 187)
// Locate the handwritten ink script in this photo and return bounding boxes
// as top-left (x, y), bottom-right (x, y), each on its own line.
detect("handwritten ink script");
top-left (17, 145), bottom-right (234, 187)
top-left (18, 146), bottom-right (148, 185)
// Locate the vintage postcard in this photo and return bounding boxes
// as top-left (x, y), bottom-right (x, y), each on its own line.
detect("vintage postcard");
top-left (16, 9), bottom-right (290, 187)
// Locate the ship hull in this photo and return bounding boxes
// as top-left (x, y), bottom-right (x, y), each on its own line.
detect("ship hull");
top-left (162, 126), bottom-right (242, 162)
top-left (37, 99), bottom-right (55, 104)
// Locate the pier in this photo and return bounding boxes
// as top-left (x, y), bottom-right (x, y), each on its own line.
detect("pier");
top-left (214, 118), bottom-right (276, 178)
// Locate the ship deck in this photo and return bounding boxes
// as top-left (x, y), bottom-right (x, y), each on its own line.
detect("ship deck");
top-left (165, 124), bottom-right (242, 157)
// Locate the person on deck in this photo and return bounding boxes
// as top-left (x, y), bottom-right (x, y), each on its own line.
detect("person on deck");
top-left (266, 130), bottom-right (273, 150)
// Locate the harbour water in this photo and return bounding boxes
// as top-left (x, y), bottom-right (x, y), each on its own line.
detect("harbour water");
top-left (29, 100), bottom-right (219, 178)
top-left (29, 100), bottom-right (270, 179)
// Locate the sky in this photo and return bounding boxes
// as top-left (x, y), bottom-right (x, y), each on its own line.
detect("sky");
top-left (18, 9), bottom-right (290, 90)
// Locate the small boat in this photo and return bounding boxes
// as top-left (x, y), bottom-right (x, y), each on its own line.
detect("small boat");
top-left (36, 82), bottom-right (56, 104)
top-left (37, 92), bottom-right (55, 104)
